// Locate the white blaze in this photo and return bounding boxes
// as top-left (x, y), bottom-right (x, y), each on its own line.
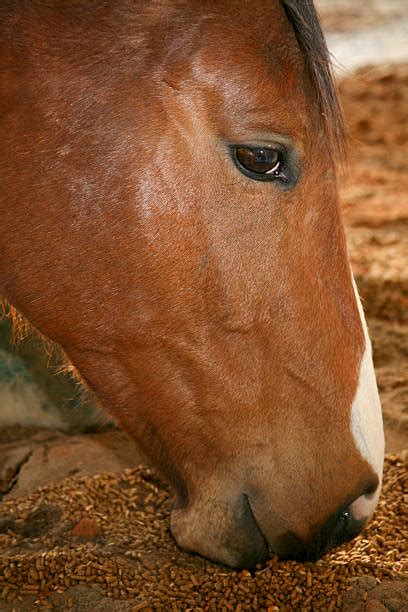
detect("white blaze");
top-left (350, 275), bottom-right (384, 519)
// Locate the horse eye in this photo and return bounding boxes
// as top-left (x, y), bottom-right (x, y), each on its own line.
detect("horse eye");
top-left (233, 146), bottom-right (282, 179)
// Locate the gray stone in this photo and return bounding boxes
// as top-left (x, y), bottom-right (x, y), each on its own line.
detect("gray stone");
top-left (0, 428), bottom-right (146, 499)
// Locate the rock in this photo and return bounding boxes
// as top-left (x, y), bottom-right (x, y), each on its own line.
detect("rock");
top-left (355, 576), bottom-right (378, 591)
top-left (374, 581), bottom-right (408, 611)
top-left (0, 444), bottom-right (32, 495)
top-left (0, 428), bottom-right (146, 499)
top-left (342, 578), bottom-right (408, 611)
top-left (71, 517), bottom-right (102, 539)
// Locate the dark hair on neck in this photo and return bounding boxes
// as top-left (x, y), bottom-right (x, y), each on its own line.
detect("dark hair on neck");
top-left (282, 0), bottom-right (345, 161)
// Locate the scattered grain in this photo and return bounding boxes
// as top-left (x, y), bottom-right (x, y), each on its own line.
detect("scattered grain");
top-left (0, 455), bottom-right (406, 610)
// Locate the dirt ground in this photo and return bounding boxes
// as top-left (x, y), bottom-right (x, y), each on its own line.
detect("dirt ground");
top-left (339, 63), bottom-right (408, 453)
top-left (316, 0), bottom-right (407, 32)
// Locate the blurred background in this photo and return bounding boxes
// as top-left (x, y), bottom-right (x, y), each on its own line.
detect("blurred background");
top-left (0, 0), bottom-right (407, 451)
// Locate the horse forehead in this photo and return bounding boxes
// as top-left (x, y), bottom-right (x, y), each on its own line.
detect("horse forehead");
top-left (156, 0), bottom-right (302, 76)
top-left (155, 7), bottom-right (305, 121)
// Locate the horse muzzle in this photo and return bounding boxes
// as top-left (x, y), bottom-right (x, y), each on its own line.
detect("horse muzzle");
top-left (170, 483), bottom-right (380, 569)
top-left (170, 492), bottom-right (268, 569)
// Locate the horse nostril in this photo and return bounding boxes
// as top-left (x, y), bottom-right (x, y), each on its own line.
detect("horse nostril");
top-left (273, 480), bottom-right (381, 563)
top-left (335, 509), bottom-right (351, 537)
top-left (340, 510), bottom-right (350, 522)
top-left (304, 503), bottom-right (368, 561)
top-left (324, 487), bottom-right (379, 549)
top-left (331, 508), bottom-right (362, 547)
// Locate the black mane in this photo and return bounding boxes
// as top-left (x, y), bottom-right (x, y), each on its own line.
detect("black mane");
top-left (282, 0), bottom-right (345, 160)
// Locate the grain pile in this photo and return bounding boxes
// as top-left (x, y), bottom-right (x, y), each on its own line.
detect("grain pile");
top-left (0, 454), bottom-right (406, 610)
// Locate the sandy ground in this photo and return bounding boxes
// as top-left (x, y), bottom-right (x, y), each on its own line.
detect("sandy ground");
top-left (316, 0), bottom-right (408, 33)
top-left (319, 3), bottom-right (408, 73)
top-left (339, 63), bottom-right (408, 453)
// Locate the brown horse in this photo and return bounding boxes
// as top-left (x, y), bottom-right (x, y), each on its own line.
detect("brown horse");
top-left (0, 0), bottom-right (384, 568)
